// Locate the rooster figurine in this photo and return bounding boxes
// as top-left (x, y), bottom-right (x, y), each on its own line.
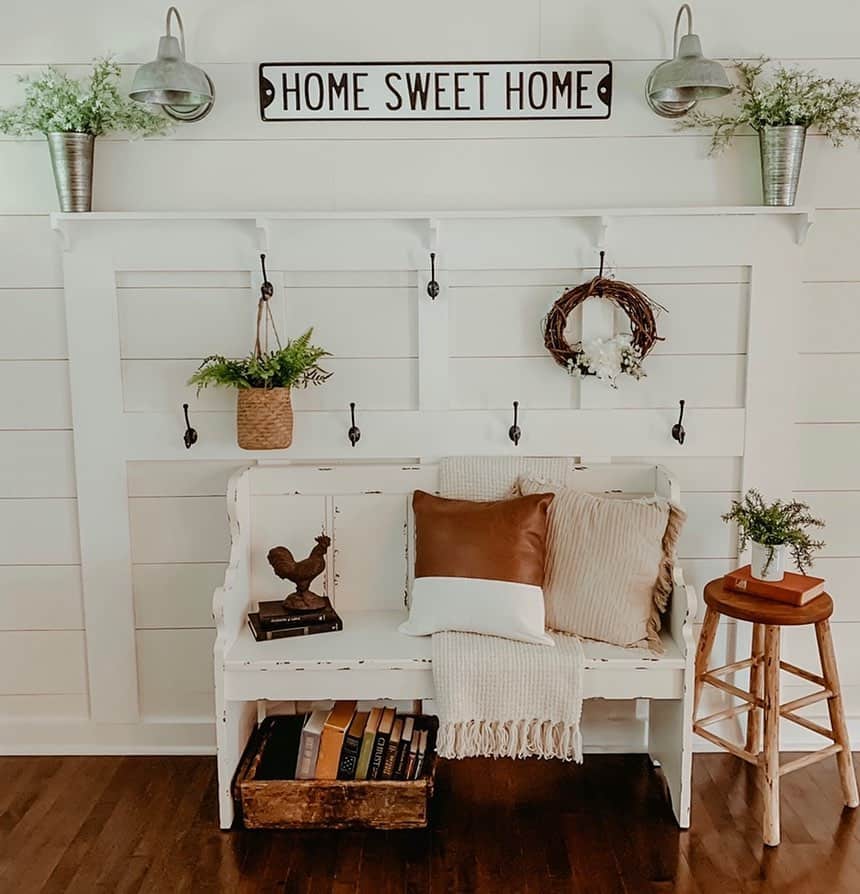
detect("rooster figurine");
top-left (267, 535), bottom-right (332, 611)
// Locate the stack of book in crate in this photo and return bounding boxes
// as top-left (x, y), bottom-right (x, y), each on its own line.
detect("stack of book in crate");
top-left (723, 565), bottom-right (826, 606)
top-left (296, 701), bottom-right (437, 781)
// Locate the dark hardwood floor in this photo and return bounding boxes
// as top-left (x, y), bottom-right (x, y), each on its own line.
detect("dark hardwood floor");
top-left (1, 753), bottom-right (858, 893)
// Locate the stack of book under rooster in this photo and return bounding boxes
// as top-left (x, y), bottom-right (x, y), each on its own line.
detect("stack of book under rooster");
top-left (723, 565), bottom-right (826, 606)
top-left (247, 597), bottom-right (343, 641)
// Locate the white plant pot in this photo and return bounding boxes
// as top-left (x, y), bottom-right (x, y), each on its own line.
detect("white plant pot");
top-left (750, 541), bottom-right (787, 582)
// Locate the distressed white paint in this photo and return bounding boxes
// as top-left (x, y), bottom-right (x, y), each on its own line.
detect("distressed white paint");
top-left (214, 462), bottom-right (696, 827)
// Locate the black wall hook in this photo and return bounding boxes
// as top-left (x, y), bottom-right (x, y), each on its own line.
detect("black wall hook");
top-left (348, 402), bottom-right (361, 447)
top-left (672, 399), bottom-right (686, 445)
top-left (509, 401), bottom-right (521, 447)
top-left (259, 253), bottom-right (273, 300)
top-left (427, 252), bottom-right (440, 299)
top-left (182, 403), bottom-right (198, 449)
top-left (597, 249), bottom-right (606, 296)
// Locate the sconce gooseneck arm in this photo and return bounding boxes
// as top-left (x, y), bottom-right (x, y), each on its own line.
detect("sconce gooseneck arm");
top-left (166, 6), bottom-right (186, 56)
top-left (673, 4), bottom-right (693, 55)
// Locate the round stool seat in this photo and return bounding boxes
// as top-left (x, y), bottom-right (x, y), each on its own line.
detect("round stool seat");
top-left (703, 579), bottom-right (833, 626)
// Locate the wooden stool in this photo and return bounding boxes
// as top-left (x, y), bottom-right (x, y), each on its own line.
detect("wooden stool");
top-left (694, 579), bottom-right (859, 847)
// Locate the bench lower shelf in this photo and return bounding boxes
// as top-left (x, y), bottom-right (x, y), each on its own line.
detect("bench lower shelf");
top-left (234, 716), bottom-right (435, 830)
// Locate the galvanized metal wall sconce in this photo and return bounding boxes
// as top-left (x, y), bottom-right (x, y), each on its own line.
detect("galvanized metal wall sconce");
top-left (130, 7), bottom-right (215, 121)
top-left (646, 4), bottom-right (730, 118)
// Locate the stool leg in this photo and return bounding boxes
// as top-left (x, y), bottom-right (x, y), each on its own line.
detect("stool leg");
top-left (815, 618), bottom-right (859, 808)
top-left (746, 623), bottom-right (765, 755)
top-left (762, 625), bottom-right (781, 847)
top-left (694, 607), bottom-right (720, 717)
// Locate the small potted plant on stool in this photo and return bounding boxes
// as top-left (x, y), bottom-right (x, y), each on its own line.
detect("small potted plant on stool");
top-left (723, 490), bottom-right (825, 581)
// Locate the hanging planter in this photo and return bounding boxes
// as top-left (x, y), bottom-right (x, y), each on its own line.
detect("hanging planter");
top-left (679, 58), bottom-right (860, 207)
top-left (237, 387), bottom-right (294, 450)
top-left (188, 256), bottom-right (331, 451)
top-left (0, 57), bottom-right (168, 212)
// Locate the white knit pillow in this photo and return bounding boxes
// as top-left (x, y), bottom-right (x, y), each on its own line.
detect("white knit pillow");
top-left (518, 477), bottom-right (686, 652)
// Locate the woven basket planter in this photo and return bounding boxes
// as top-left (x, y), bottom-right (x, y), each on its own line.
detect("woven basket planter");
top-left (237, 387), bottom-right (294, 450)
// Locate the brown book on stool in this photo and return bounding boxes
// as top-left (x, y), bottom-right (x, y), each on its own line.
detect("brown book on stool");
top-left (723, 565), bottom-right (825, 607)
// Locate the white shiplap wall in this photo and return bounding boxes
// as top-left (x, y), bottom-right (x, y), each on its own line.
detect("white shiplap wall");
top-left (1, 0), bottom-right (859, 753)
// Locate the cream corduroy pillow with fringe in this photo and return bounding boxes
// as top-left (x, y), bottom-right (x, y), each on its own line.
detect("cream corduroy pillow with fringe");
top-left (518, 477), bottom-right (686, 652)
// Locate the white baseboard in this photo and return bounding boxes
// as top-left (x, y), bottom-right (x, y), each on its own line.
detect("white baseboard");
top-left (2, 716), bottom-right (857, 757)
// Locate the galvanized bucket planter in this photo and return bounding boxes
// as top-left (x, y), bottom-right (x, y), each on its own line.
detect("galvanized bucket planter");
top-left (46, 132), bottom-right (94, 212)
top-left (758, 125), bottom-right (807, 207)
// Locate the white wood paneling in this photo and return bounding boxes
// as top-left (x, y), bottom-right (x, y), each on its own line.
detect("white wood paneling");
top-left (123, 358), bottom-right (419, 413)
top-left (0, 361), bottom-right (71, 429)
top-left (0, 694), bottom-right (89, 720)
top-left (590, 355), bottom-right (745, 410)
top-left (332, 495), bottom-right (409, 612)
top-left (805, 211), bottom-right (860, 281)
top-left (797, 425), bottom-right (860, 491)
top-left (623, 457), bottom-right (742, 493)
top-left (797, 356), bottom-right (860, 422)
top-left (119, 285), bottom-right (257, 359)
top-left (127, 461), bottom-right (243, 498)
top-left (451, 357), bottom-right (576, 409)
top-left (286, 285), bottom-right (417, 358)
top-left (0, 216), bottom-right (61, 286)
top-left (137, 628), bottom-right (215, 720)
top-left (0, 631), bottom-right (87, 695)
top-left (0, 499), bottom-right (80, 565)
top-left (796, 493), bottom-right (860, 558)
top-left (129, 496), bottom-right (230, 565)
top-left (125, 407), bottom-right (747, 461)
top-left (0, 431), bottom-right (76, 498)
top-left (0, 566), bottom-right (83, 630)
top-left (133, 563), bottom-right (224, 629)
top-left (0, 289), bottom-right (66, 359)
top-left (677, 493), bottom-right (739, 560)
top-left (450, 283), bottom-right (571, 357)
top-left (797, 283), bottom-right (860, 354)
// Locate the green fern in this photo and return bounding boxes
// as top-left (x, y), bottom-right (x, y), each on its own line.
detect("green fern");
top-left (722, 490), bottom-right (825, 574)
top-left (188, 328), bottom-right (331, 393)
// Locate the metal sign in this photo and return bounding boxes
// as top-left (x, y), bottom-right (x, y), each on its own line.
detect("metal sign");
top-left (259, 61), bottom-right (612, 121)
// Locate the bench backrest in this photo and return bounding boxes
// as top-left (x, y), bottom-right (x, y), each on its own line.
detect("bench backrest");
top-left (237, 461), bottom-right (677, 613)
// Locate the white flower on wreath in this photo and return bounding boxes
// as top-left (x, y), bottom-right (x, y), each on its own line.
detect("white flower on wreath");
top-left (567, 333), bottom-right (645, 387)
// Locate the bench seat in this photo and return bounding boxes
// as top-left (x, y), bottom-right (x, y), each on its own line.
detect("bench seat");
top-left (223, 610), bottom-right (686, 702)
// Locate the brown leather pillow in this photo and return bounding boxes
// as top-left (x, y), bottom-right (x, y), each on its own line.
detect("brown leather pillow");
top-left (412, 490), bottom-right (553, 587)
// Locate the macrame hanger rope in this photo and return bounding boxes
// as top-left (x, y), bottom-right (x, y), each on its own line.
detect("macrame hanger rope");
top-left (254, 253), bottom-right (282, 358)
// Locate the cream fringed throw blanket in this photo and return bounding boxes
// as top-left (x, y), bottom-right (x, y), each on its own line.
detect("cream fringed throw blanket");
top-left (432, 456), bottom-right (585, 762)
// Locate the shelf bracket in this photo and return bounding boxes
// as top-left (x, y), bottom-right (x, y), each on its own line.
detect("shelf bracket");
top-left (427, 217), bottom-right (441, 254)
top-left (254, 217), bottom-right (271, 253)
top-left (795, 210), bottom-right (814, 245)
top-left (596, 214), bottom-right (611, 252)
top-left (50, 214), bottom-right (72, 251)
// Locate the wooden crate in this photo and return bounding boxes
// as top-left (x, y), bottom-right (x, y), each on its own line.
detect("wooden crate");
top-left (233, 717), bottom-right (436, 830)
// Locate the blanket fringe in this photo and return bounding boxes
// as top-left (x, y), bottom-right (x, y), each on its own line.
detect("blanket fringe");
top-left (437, 718), bottom-right (583, 763)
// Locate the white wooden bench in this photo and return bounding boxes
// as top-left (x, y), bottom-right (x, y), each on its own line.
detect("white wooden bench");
top-left (214, 461), bottom-right (696, 829)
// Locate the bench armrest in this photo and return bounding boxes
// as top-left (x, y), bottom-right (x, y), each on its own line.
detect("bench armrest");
top-left (213, 466), bottom-right (253, 662)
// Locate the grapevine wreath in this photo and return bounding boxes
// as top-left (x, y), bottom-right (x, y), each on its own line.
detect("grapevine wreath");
top-left (543, 260), bottom-right (664, 384)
